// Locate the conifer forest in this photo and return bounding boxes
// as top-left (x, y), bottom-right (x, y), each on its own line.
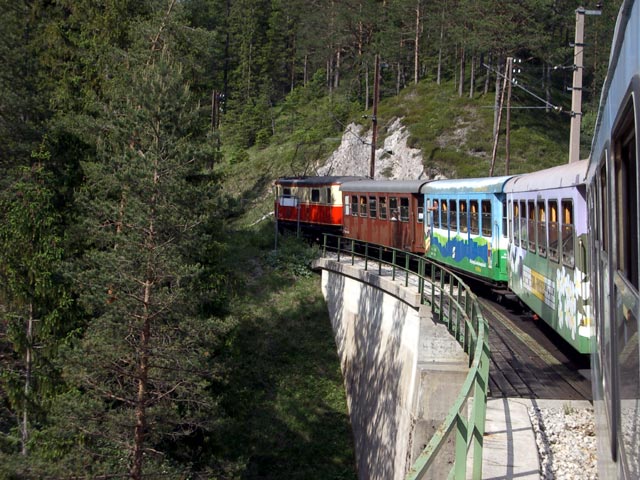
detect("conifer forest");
top-left (0, 1), bottom-right (621, 478)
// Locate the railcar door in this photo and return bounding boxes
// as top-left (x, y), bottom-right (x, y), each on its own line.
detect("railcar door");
top-left (409, 194), bottom-right (425, 253)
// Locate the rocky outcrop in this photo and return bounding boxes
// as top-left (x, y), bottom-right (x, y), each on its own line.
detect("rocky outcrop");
top-left (317, 118), bottom-right (433, 180)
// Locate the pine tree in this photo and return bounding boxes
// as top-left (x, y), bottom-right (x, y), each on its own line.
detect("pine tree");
top-left (0, 146), bottom-right (72, 468)
top-left (19, 8), bottom-right (232, 476)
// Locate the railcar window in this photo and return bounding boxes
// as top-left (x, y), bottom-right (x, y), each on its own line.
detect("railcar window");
top-left (390, 197), bottom-right (399, 221)
top-left (615, 122), bottom-right (639, 289)
top-left (459, 200), bottom-right (468, 233)
top-left (344, 195), bottom-right (350, 216)
top-left (528, 201), bottom-right (536, 253)
top-left (561, 200), bottom-right (575, 268)
top-left (369, 196), bottom-right (377, 218)
top-left (359, 196), bottom-right (368, 217)
top-left (379, 196), bottom-right (388, 219)
top-left (549, 200), bottom-right (559, 262)
top-left (481, 200), bottom-right (491, 237)
top-left (537, 201), bottom-right (547, 257)
top-left (439, 199), bottom-right (446, 229)
top-left (327, 188), bottom-right (332, 204)
top-left (311, 188), bottom-right (320, 203)
top-left (449, 200), bottom-right (457, 231)
top-left (351, 195), bottom-right (358, 216)
top-left (283, 187), bottom-right (291, 196)
top-left (599, 164), bottom-right (609, 252)
top-left (400, 198), bottom-right (410, 222)
top-left (512, 201), bottom-right (519, 245)
top-left (502, 200), bottom-right (507, 238)
top-left (519, 200), bottom-right (528, 247)
top-left (470, 200), bottom-right (479, 235)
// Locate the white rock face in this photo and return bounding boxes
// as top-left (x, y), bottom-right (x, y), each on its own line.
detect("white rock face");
top-left (317, 119), bottom-right (431, 180)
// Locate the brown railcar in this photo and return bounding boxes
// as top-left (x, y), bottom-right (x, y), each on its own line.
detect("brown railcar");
top-left (340, 180), bottom-right (431, 253)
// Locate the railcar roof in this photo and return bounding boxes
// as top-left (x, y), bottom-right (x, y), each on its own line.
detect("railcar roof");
top-left (339, 179), bottom-right (430, 194)
top-left (504, 160), bottom-right (588, 193)
top-left (420, 175), bottom-right (514, 194)
top-left (275, 175), bottom-right (367, 186)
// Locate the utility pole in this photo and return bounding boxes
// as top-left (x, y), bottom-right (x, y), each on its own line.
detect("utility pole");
top-left (505, 57), bottom-right (514, 174)
top-left (569, 6), bottom-right (601, 164)
top-left (490, 57), bottom-right (512, 177)
top-left (370, 54), bottom-right (380, 179)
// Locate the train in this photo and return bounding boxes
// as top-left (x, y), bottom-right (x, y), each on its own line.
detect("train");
top-left (274, 161), bottom-right (591, 354)
top-left (274, 0), bottom-right (639, 475)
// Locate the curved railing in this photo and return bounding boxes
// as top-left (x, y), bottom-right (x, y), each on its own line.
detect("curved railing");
top-left (320, 234), bottom-right (490, 480)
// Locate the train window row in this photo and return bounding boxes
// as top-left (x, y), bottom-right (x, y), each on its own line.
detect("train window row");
top-left (431, 198), bottom-right (493, 237)
top-left (344, 195), bottom-right (423, 223)
top-left (508, 198), bottom-right (575, 268)
top-left (281, 187), bottom-right (334, 204)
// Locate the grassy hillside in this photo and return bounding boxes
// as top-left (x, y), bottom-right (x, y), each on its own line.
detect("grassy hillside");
top-left (217, 77), bottom-right (571, 229)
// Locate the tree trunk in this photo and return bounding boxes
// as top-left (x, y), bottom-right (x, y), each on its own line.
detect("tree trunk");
top-left (334, 49), bottom-right (340, 88)
top-left (545, 61), bottom-right (552, 113)
top-left (437, 7), bottom-right (444, 85)
top-left (365, 61), bottom-right (369, 110)
top-left (458, 46), bottom-right (465, 97)
top-left (21, 302), bottom-right (34, 456)
top-left (484, 53), bottom-right (491, 95)
top-left (131, 279), bottom-right (152, 480)
top-left (303, 54), bottom-right (308, 86)
top-left (469, 54), bottom-right (475, 98)
top-left (493, 59), bottom-right (502, 138)
top-left (414, 0), bottom-right (420, 84)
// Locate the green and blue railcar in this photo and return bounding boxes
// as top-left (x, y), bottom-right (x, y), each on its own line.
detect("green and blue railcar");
top-left (422, 176), bottom-right (513, 284)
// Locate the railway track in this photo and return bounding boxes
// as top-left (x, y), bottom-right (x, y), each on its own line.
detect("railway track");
top-left (477, 294), bottom-right (592, 400)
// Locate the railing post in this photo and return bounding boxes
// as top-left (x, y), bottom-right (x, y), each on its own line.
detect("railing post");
top-left (449, 277), bottom-right (454, 336)
top-left (418, 259), bottom-right (425, 301)
top-left (454, 413), bottom-right (469, 480)
top-left (392, 250), bottom-right (397, 280)
top-left (365, 243), bottom-right (369, 270)
top-left (350, 239), bottom-right (355, 265)
top-left (440, 271), bottom-right (446, 323)
top-left (405, 254), bottom-right (410, 287)
top-left (431, 265), bottom-right (436, 308)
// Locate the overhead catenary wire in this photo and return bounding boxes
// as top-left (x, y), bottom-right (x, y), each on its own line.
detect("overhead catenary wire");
top-left (482, 63), bottom-right (566, 114)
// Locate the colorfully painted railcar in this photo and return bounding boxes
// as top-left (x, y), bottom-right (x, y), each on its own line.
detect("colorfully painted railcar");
top-left (340, 180), bottom-right (430, 253)
top-left (422, 176), bottom-right (513, 284)
top-left (504, 160), bottom-right (591, 353)
top-left (586, 0), bottom-right (640, 476)
top-left (274, 176), bottom-right (366, 235)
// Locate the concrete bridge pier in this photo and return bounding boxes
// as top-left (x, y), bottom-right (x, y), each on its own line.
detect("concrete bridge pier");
top-left (315, 259), bottom-right (468, 480)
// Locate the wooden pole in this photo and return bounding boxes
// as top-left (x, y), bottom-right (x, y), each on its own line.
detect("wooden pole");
top-left (370, 54), bottom-right (380, 179)
top-left (505, 57), bottom-right (513, 174)
top-left (489, 58), bottom-right (511, 176)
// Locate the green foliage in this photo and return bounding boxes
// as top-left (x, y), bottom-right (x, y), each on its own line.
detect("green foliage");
top-left (266, 237), bottom-right (320, 278)
top-left (0, 145), bottom-right (76, 455)
top-left (210, 231), bottom-right (356, 479)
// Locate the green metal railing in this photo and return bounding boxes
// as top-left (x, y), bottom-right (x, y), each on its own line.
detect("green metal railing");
top-left (321, 234), bottom-right (490, 480)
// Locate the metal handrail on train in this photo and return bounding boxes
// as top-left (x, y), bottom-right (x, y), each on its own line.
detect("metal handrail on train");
top-left (320, 234), bottom-right (490, 480)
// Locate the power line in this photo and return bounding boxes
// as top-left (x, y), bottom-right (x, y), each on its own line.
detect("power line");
top-left (482, 63), bottom-right (565, 113)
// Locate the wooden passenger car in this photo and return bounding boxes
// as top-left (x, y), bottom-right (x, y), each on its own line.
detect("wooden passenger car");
top-left (274, 176), bottom-right (366, 234)
top-left (339, 179), bottom-right (430, 253)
